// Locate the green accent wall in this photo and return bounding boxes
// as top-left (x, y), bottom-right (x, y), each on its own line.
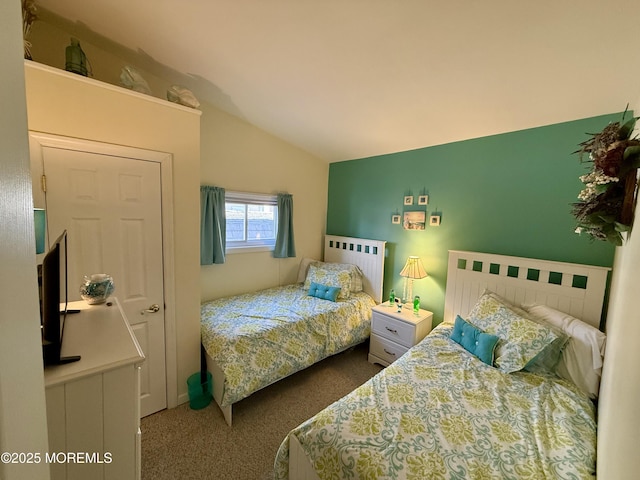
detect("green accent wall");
top-left (327, 114), bottom-right (620, 325)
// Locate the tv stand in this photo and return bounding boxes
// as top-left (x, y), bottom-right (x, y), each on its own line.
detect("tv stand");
top-left (42, 341), bottom-right (81, 365)
top-left (43, 298), bottom-right (145, 480)
top-left (57, 354), bottom-right (81, 364)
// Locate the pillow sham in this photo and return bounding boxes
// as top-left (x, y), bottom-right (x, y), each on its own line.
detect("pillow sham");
top-left (349, 265), bottom-right (364, 293)
top-left (304, 263), bottom-right (353, 299)
top-left (522, 336), bottom-right (568, 375)
top-left (523, 303), bottom-right (606, 398)
top-left (303, 261), bottom-right (363, 294)
top-left (481, 291), bottom-right (568, 375)
top-left (307, 282), bottom-right (341, 302)
top-left (451, 315), bottom-right (499, 366)
top-left (481, 291), bottom-right (530, 318)
top-left (467, 293), bottom-right (563, 373)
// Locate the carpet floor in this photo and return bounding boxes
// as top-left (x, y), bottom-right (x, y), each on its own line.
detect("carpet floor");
top-left (141, 341), bottom-right (382, 480)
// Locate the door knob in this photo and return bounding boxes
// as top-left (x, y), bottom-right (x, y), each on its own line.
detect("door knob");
top-left (141, 304), bottom-right (160, 315)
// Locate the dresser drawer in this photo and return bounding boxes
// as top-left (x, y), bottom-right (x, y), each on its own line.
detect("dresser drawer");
top-left (372, 311), bottom-right (416, 348)
top-left (369, 334), bottom-right (408, 366)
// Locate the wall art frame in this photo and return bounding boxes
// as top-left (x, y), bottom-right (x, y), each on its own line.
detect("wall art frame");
top-left (404, 211), bottom-right (426, 230)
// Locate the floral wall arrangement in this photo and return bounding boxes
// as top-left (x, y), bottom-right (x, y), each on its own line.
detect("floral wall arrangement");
top-left (573, 109), bottom-right (640, 245)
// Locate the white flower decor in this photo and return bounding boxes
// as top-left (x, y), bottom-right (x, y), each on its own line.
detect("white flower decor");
top-left (577, 172), bottom-right (619, 202)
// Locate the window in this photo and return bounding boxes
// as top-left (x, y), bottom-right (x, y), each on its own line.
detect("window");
top-left (225, 191), bottom-right (278, 252)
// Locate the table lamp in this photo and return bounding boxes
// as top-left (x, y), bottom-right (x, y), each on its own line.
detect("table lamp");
top-left (399, 256), bottom-right (428, 306)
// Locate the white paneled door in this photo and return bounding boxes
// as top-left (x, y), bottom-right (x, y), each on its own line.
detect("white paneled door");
top-left (31, 134), bottom-right (168, 417)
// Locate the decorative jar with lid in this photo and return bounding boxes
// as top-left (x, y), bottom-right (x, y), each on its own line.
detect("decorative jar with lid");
top-left (80, 274), bottom-right (114, 305)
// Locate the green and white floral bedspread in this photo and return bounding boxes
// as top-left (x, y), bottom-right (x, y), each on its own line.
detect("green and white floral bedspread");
top-left (201, 284), bottom-right (375, 407)
top-left (275, 323), bottom-right (596, 480)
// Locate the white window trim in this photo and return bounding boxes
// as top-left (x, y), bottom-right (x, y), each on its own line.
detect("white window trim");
top-left (226, 245), bottom-right (272, 255)
top-left (225, 191), bottom-right (278, 254)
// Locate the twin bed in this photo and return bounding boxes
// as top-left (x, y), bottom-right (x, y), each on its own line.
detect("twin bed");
top-left (274, 249), bottom-right (609, 480)
top-left (200, 235), bottom-right (387, 426)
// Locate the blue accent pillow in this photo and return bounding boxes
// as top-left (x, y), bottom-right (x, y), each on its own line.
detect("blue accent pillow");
top-left (451, 315), bottom-right (499, 366)
top-left (308, 282), bottom-right (341, 302)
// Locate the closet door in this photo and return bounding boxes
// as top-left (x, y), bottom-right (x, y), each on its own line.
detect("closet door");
top-left (31, 133), bottom-right (168, 417)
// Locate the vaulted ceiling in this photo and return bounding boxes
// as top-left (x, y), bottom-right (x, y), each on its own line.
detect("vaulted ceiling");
top-left (35, 0), bottom-right (640, 162)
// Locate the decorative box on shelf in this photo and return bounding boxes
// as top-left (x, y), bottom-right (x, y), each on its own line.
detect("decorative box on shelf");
top-left (368, 302), bottom-right (433, 367)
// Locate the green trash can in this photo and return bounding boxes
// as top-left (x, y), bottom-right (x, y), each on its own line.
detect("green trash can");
top-left (187, 371), bottom-right (213, 410)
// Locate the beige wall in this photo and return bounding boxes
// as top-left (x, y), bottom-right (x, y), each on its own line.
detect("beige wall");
top-left (597, 94), bottom-right (640, 479)
top-left (0, 3), bottom-right (51, 479)
top-left (25, 62), bottom-right (202, 406)
top-left (199, 104), bottom-right (328, 301)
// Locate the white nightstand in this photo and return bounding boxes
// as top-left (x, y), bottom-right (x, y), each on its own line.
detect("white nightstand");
top-left (368, 302), bottom-right (433, 366)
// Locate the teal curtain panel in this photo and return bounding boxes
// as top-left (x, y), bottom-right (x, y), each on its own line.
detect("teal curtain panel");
top-left (200, 185), bottom-right (226, 265)
top-left (274, 193), bottom-right (296, 258)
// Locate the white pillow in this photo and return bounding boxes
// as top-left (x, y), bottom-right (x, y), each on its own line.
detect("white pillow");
top-left (523, 304), bottom-right (606, 398)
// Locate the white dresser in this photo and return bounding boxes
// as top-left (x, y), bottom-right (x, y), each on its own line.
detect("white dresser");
top-left (44, 298), bottom-right (145, 480)
top-left (368, 302), bottom-right (433, 366)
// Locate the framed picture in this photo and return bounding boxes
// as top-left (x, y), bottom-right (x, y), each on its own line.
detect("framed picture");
top-left (391, 214), bottom-right (401, 224)
top-left (429, 215), bottom-right (441, 226)
top-left (418, 195), bottom-right (429, 205)
top-left (403, 195), bottom-right (413, 206)
top-left (404, 211), bottom-right (426, 230)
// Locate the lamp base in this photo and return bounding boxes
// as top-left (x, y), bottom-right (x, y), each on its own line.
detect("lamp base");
top-left (403, 278), bottom-right (414, 306)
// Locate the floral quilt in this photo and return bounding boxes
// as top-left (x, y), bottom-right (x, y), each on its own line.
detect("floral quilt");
top-left (274, 324), bottom-right (596, 480)
top-left (201, 284), bottom-right (375, 407)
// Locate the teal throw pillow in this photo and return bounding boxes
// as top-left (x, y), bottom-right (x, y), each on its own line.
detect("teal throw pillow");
top-left (451, 315), bottom-right (499, 366)
top-left (308, 282), bottom-right (341, 302)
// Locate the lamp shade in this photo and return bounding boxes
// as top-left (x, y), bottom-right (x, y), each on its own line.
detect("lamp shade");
top-left (399, 256), bottom-right (428, 280)
top-left (34, 208), bottom-right (46, 254)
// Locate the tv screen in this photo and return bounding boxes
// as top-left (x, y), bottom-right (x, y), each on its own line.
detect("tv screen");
top-left (41, 230), bottom-right (80, 366)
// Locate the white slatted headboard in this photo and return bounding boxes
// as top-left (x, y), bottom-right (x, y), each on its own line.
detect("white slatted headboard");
top-left (324, 235), bottom-right (387, 304)
top-left (444, 250), bottom-right (610, 328)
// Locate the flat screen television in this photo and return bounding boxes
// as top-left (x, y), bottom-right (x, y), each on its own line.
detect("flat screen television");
top-left (41, 229), bottom-right (80, 366)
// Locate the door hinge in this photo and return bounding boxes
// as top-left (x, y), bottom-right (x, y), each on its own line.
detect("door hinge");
top-left (41, 174), bottom-right (47, 193)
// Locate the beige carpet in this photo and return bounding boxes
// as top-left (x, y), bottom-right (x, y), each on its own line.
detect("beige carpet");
top-left (141, 341), bottom-right (382, 480)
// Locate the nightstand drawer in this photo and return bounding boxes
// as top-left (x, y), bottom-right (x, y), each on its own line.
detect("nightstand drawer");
top-left (372, 312), bottom-right (416, 347)
top-left (369, 334), bottom-right (408, 366)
